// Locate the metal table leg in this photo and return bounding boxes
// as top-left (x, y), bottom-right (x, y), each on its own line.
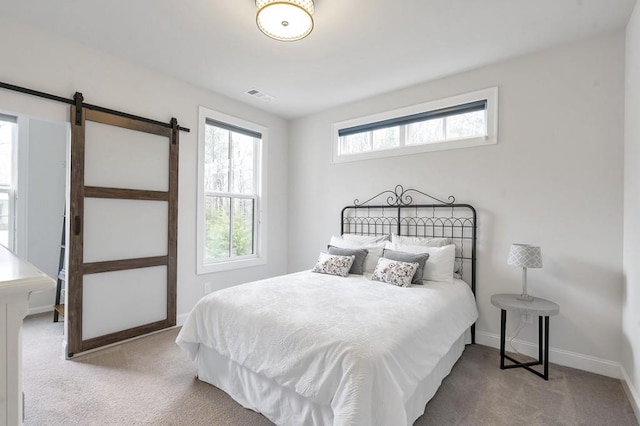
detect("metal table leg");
top-left (500, 313), bottom-right (550, 380)
top-left (500, 309), bottom-right (506, 369)
top-left (544, 316), bottom-right (549, 380)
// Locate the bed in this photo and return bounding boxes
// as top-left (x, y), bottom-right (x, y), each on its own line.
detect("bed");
top-left (177, 186), bottom-right (478, 425)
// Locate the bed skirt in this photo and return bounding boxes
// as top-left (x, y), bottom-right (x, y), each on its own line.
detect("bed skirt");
top-left (195, 330), bottom-right (470, 426)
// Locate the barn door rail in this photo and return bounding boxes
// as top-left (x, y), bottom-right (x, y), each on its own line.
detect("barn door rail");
top-left (0, 80), bottom-right (190, 133)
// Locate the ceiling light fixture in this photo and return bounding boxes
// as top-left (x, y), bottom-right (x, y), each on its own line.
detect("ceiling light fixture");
top-left (256, 0), bottom-right (314, 42)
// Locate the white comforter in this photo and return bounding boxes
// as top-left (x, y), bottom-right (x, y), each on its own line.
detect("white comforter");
top-left (176, 271), bottom-right (478, 426)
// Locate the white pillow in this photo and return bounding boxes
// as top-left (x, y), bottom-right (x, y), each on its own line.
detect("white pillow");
top-left (385, 242), bottom-right (455, 283)
top-left (341, 233), bottom-right (390, 245)
top-left (312, 252), bottom-right (355, 277)
top-left (371, 257), bottom-right (418, 288)
top-left (329, 236), bottom-right (385, 274)
top-left (388, 238), bottom-right (461, 273)
top-left (391, 235), bottom-right (451, 247)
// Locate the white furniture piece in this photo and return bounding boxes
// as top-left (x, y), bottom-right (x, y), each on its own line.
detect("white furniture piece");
top-left (0, 246), bottom-right (55, 425)
top-left (491, 293), bottom-right (559, 380)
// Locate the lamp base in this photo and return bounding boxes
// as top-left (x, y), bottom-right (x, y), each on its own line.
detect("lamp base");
top-left (517, 294), bottom-right (534, 302)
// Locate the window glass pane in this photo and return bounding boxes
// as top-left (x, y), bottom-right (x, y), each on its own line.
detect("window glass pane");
top-left (204, 125), bottom-right (229, 193)
top-left (334, 89), bottom-right (497, 164)
top-left (232, 198), bottom-right (254, 257)
top-left (406, 118), bottom-right (444, 145)
top-left (0, 191), bottom-right (8, 248)
top-left (231, 133), bottom-right (255, 195)
top-left (445, 110), bottom-right (486, 140)
top-left (0, 120), bottom-right (14, 187)
top-left (205, 196), bottom-right (230, 260)
top-left (340, 132), bottom-right (371, 155)
top-left (372, 127), bottom-right (399, 150)
top-left (199, 108), bottom-right (265, 270)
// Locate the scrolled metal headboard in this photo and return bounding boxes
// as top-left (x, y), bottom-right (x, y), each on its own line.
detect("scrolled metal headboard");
top-left (341, 185), bottom-right (477, 342)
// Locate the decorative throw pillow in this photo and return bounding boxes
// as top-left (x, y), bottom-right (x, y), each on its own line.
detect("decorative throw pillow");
top-left (329, 236), bottom-right (386, 274)
top-left (371, 257), bottom-right (419, 288)
top-left (382, 248), bottom-right (429, 284)
top-left (312, 253), bottom-right (355, 277)
top-left (328, 245), bottom-right (368, 275)
top-left (385, 242), bottom-right (456, 283)
top-left (390, 236), bottom-right (460, 273)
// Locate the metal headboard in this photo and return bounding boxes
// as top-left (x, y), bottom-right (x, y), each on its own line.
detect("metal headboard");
top-left (341, 185), bottom-right (477, 343)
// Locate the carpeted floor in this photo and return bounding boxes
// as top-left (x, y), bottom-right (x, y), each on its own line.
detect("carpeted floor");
top-left (22, 313), bottom-right (638, 425)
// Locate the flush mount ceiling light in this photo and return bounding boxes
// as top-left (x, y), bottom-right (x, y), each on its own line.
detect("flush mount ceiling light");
top-left (256, 0), bottom-right (314, 42)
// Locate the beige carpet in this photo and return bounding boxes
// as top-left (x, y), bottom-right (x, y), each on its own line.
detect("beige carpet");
top-left (23, 313), bottom-right (638, 425)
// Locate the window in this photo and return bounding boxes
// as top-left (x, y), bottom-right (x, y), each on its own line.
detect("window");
top-left (197, 107), bottom-right (267, 274)
top-left (332, 87), bottom-right (498, 163)
top-left (0, 114), bottom-right (17, 250)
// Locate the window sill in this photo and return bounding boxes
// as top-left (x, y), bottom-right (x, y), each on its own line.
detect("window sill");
top-left (333, 135), bottom-right (496, 164)
top-left (197, 256), bottom-right (266, 274)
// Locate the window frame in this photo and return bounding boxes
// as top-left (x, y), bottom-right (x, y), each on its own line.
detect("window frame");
top-left (332, 87), bottom-right (499, 163)
top-left (196, 107), bottom-right (267, 274)
top-left (0, 113), bottom-right (17, 251)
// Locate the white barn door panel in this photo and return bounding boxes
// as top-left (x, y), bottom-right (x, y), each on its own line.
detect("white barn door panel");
top-left (82, 266), bottom-right (168, 340)
top-left (84, 120), bottom-right (169, 191)
top-left (83, 198), bottom-right (168, 263)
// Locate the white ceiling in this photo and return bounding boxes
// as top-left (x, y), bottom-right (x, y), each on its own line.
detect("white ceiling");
top-left (2, 0), bottom-right (636, 119)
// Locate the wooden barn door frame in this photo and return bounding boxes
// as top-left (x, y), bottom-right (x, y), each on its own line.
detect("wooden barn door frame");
top-left (67, 94), bottom-right (178, 357)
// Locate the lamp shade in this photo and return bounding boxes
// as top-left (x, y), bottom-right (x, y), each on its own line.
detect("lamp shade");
top-left (507, 244), bottom-right (542, 268)
top-left (256, 0), bottom-right (314, 42)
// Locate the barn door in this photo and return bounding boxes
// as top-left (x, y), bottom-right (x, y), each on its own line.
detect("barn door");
top-left (67, 94), bottom-right (178, 356)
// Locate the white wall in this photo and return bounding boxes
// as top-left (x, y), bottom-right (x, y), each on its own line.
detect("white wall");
top-left (623, 1), bottom-right (640, 418)
top-left (0, 17), bottom-right (289, 322)
top-left (18, 118), bottom-right (68, 312)
top-left (289, 32), bottom-right (625, 375)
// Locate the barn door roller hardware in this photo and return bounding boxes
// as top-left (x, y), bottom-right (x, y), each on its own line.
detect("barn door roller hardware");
top-left (0, 80), bottom-right (190, 133)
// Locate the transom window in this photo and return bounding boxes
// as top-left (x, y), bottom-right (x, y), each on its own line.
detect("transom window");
top-left (333, 87), bottom-right (498, 163)
top-left (197, 107), bottom-right (267, 274)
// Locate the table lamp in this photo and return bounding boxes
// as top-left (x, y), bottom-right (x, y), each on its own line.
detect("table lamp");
top-left (507, 244), bottom-right (543, 301)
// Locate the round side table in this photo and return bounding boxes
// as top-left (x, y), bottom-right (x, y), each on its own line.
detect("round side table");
top-left (490, 293), bottom-right (559, 380)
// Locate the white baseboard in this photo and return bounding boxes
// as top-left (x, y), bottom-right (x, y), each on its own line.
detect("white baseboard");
top-left (476, 330), bottom-right (621, 379)
top-left (28, 305), bottom-right (54, 316)
top-left (620, 366), bottom-right (640, 422)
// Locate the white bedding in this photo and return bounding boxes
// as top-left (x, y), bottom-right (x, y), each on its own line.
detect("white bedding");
top-left (176, 271), bottom-right (478, 426)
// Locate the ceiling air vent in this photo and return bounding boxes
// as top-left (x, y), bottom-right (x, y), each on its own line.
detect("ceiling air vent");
top-left (247, 89), bottom-right (275, 102)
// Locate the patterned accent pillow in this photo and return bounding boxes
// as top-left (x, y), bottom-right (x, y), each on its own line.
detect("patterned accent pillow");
top-left (327, 245), bottom-right (368, 275)
top-left (382, 248), bottom-right (429, 284)
top-left (312, 253), bottom-right (355, 277)
top-left (371, 257), bottom-right (419, 287)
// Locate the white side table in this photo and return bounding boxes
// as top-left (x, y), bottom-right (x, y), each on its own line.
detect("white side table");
top-left (490, 293), bottom-right (559, 380)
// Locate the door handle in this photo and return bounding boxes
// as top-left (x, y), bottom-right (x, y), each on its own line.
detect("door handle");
top-left (74, 216), bottom-right (81, 235)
